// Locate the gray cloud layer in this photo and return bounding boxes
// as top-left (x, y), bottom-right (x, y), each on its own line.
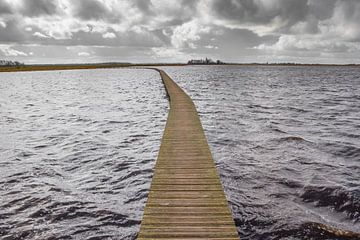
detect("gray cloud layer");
top-left (0, 0), bottom-right (360, 63)
top-left (21, 0), bottom-right (59, 17)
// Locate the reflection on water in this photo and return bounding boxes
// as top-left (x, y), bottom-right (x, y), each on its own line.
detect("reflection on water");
top-left (0, 69), bottom-right (167, 239)
top-left (162, 65), bottom-right (360, 240)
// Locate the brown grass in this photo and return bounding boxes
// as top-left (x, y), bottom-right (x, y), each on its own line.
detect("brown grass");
top-left (0, 63), bottom-right (187, 73)
top-left (1, 63), bottom-right (358, 73)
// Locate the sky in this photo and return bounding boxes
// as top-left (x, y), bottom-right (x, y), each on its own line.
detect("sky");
top-left (1, 0), bottom-right (360, 64)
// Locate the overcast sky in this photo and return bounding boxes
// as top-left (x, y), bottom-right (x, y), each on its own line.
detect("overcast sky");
top-left (1, 0), bottom-right (360, 64)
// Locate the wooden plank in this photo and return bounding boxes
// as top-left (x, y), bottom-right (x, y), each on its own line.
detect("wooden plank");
top-left (137, 69), bottom-right (239, 239)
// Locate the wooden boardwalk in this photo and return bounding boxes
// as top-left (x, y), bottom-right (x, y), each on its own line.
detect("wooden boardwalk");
top-left (138, 69), bottom-right (239, 239)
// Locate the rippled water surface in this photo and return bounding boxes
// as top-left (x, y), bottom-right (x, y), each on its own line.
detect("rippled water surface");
top-left (0, 69), bottom-right (167, 239)
top-left (1, 66), bottom-right (360, 240)
top-left (162, 65), bottom-right (360, 239)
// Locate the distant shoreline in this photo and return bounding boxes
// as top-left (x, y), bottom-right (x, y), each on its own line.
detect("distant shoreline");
top-left (1, 62), bottom-right (359, 73)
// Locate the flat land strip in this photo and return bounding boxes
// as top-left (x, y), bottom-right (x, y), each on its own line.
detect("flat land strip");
top-left (0, 64), bottom-right (186, 72)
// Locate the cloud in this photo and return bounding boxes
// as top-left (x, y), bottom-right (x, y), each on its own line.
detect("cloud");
top-left (74, 0), bottom-right (107, 20)
top-left (20, 0), bottom-right (59, 17)
top-left (0, 0), bottom-right (12, 14)
top-left (132, 0), bottom-right (154, 15)
top-left (308, 0), bottom-right (336, 21)
top-left (254, 0), bottom-right (360, 55)
top-left (102, 32), bottom-right (116, 39)
top-left (78, 51), bottom-right (90, 56)
top-left (56, 28), bottom-right (163, 47)
top-left (209, 0), bottom-right (309, 32)
top-left (171, 20), bottom-right (210, 48)
top-left (255, 35), bottom-right (360, 52)
top-left (205, 45), bottom-right (218, 49)
top-left (0, 18), bottom-right (27, 43)
top-left (330, 0), bottom-right (360, 41)
top-left (0, 44), bottom-right (28, 56)
top-left (33, 31), bottom-right (50, 38)
top-left (0, 0), bottom-right (360, 63)
top-left (73, 0), bottom-right (121, 22)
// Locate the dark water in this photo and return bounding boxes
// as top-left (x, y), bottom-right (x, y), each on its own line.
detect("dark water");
top-left (0, 69), bottom-right (167, 239)
top-left (1, 66), bottom-right (360, 240)
top-left (162, 65), bottom-right (360, 239)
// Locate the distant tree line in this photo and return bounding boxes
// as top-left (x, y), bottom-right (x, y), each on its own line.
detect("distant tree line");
top-left (188, 58), bottom-right (225, 65)
top-left (0, 60), bottom-right (24, 66)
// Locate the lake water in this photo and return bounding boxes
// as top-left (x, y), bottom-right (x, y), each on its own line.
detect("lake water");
top-left (163, 65), bottom-right (360, 239)
top-left (1, 66), bottom-right (359, 239)
top-left (0, 69), bottom-right (167, 239)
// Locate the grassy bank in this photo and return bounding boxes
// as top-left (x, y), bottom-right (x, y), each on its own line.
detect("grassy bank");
top-left (0, 63), bottom-right (186, 73)
top-left (1, 63), bottom-right (359, 73)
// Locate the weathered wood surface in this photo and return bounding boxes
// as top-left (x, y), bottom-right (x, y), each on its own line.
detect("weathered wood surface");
top-left (138, 69), bottom-right (239, 239)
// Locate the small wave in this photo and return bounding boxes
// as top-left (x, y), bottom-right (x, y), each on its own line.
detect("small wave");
top-left (288, 106), bottom-right (310, 113)
top-left (130, 134), bottom-right (148, 138)
top-left (95, 210), bottom-right (140, 227)
top-left (272, 128), bottom-right (287, 134)
top-left (321, 142), bottom-right (360, 159)
top-left (245, 221), bottom-right (360, 240)
top-left (124, 188), bottom-right (149, 204)
top-left (273, 135), bottom-right (311, 143)
top-left (4, 116), bottom-right (19, 123)
top-left (277, 178), bottom-right (303, 189)
top-left (28, 208), bottom-right (51, 218)
top-left (108, 120), bottom-right (130, 124)
top-left (123, 134), bottom-right (149, 144)
top-left (34, 144), bottom-right (49, 149)
top-left (15, 150), bottom-right (36, 158)
top-left (14, 196), bottom-right (51, 213)
top-left (301, 222), bottom-right (360, 239)
top-left (247, 104), bottom-right (272, 110)
top-left (213, 138), bottom-right (237, 147)
top-left (75, 117), bottom-right (92, 122)
top-left (1, 196), bottom-right (31, 208)
top-left (300, 185), bottom-right (360, 221)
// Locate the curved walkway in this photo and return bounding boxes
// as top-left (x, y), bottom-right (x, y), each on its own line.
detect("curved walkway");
top-left (138, 69), bottom-right (239, 239)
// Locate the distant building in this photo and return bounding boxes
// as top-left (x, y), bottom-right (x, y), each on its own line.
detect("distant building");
top-left (188, 58), bottom-right (225, 65)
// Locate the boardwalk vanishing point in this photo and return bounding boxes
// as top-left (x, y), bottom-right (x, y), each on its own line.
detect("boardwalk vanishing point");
top-left (138, 69), bottom-right (239, 239)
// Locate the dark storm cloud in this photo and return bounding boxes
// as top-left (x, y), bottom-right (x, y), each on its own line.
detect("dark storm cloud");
top-left (210, 0), bottom-right (309, 29)
top-left (0, 0), bottom-right (12, 14)
top-left (74, 0), bottom-right (121, 23)
top-left (20, 0), bottom-right (59, 17)
top-left (154, 0), bottom-right (198, 27)
top-left (209, 0), bottom-right (360, 37)
top-left (210, 0), bottom-right (338, 36)
top-left (308, 0), bottom-right (336, 20)
top-left (132, 0), bottom-right (153, 14)
top-left (74, 0), bottom-right (107, 20)
top-left (0, 19), bottom-right (27, 43)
